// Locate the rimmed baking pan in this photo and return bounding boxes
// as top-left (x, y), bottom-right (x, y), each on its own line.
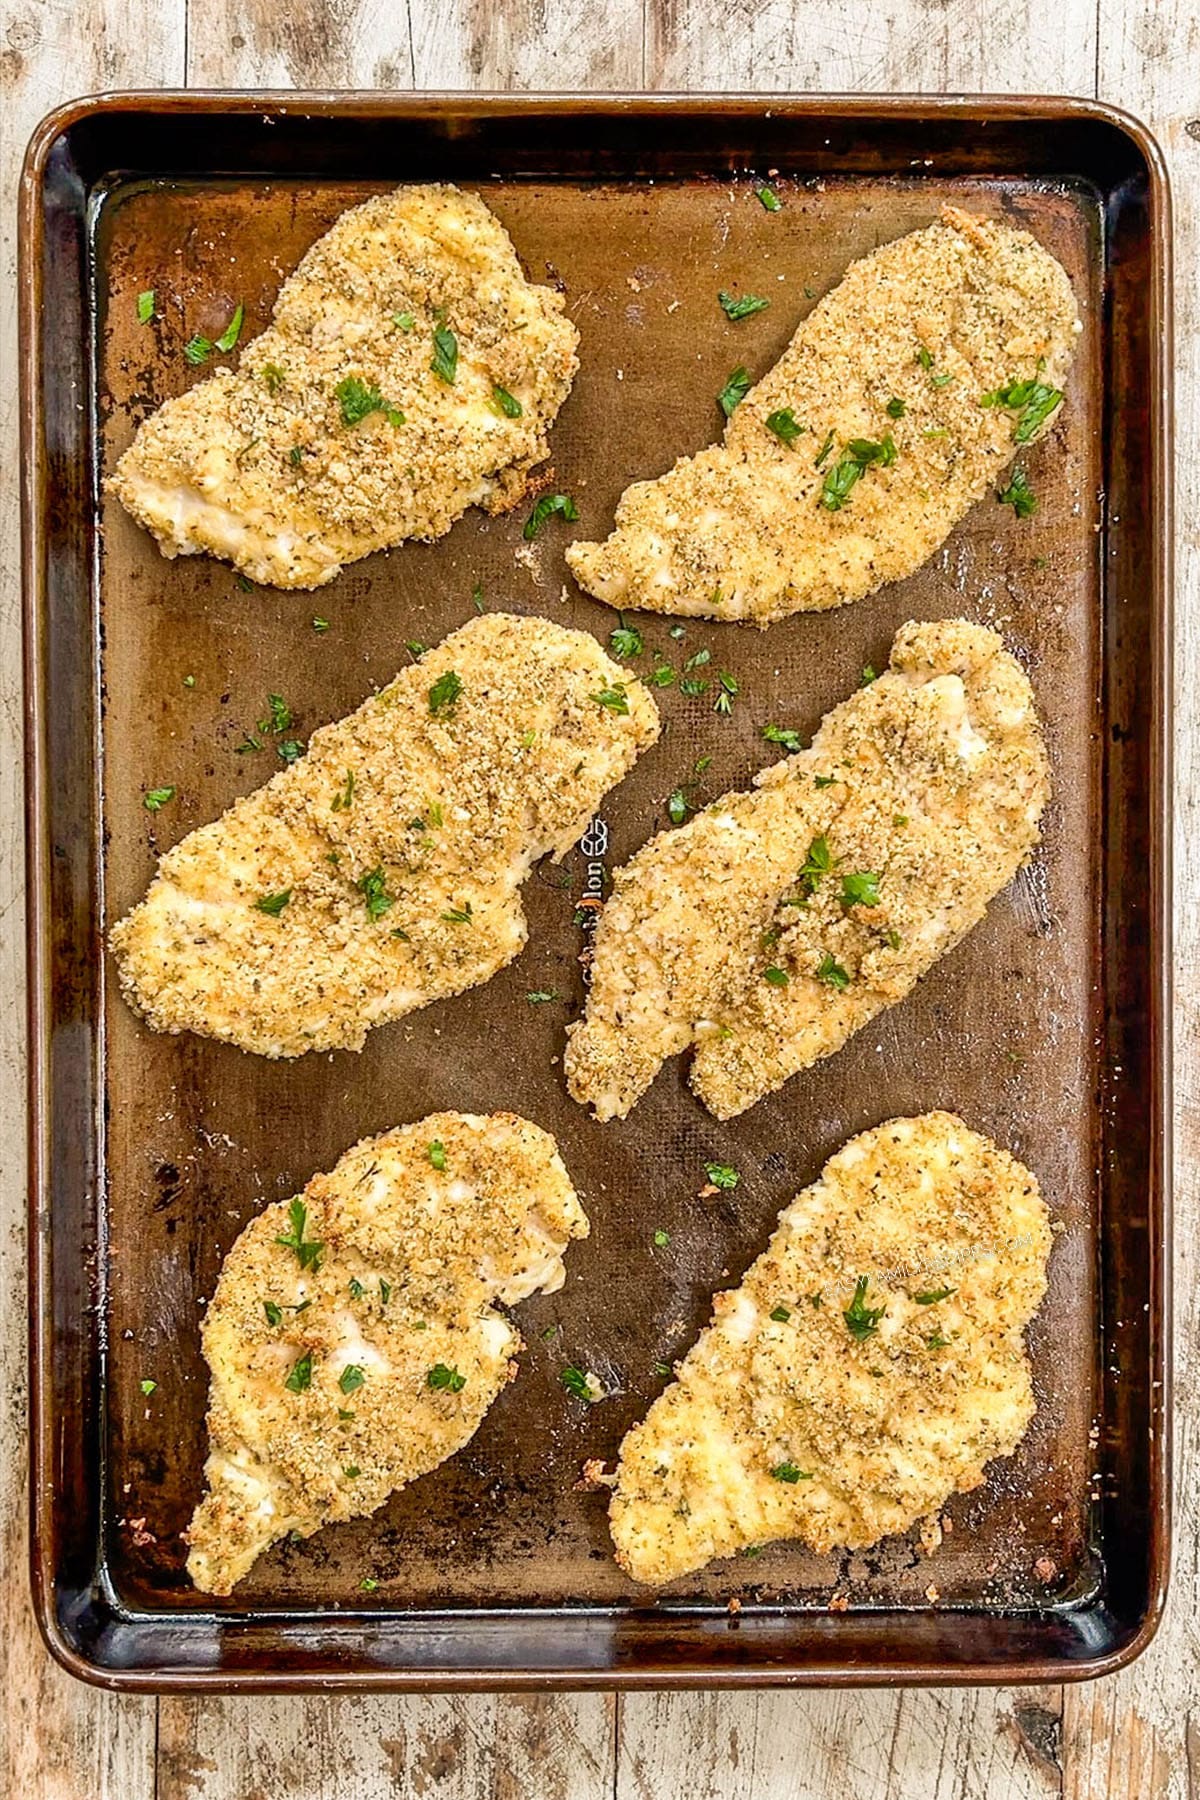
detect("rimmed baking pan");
top-left (22, 92), bottom-right (1171, 1689)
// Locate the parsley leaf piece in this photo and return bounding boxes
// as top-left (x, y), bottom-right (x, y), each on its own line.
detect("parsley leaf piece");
top-left (360, 1576), bottom-right (379, 1591)
top-left (704, 1162), bottom-right (741, 1190)
top-left (255, 889), bottom-right (292, 916)
top-left (912, 1285), bottom-right (956, 1305)
top-left (814, 773), bottom-right (837, 789)
top-left (356, 866), bottom-right (394, 921)
top-left (276, 738), bottom-right (304, 764)
top-left (763, 723), bottom-right (804, 753)
top-left (136, 290), bottom-right (155, 325)
top-left (428, 669), bottom-right (464, 715)
top-left (813, 429), bottom-right (835, 468)
top-left (982, 377), bottom-right (1065, 444)
top-left (275, 1197), bottom-right (323, 1272)
top-left (765, 406), bottom-right (804, 445)
top-left (339, 1364), bottom-right (366, 1395)
top-left (998, 466), bottom-right (1038, 517)
top-left (392, 311), bottom-right (415, 331)
top-left (763, 966), bottom-right (789, 987)
top-left (816, 952), bottom-right (850, 990)
top-left (184, 334), bottom-right (213, 366)
top-left (609, 616), bottom-right (644, 659)
top-left (490, 384), bottom-right (522, 417)
top-left (441, 902), bottom-right (473, 924)
top-left (258, 692), bottom-right (293, 735)
top-left (930, 370), bottom-right (954, 388)
top-left (285, 1351), bottom-right (314, 1394)
top-left (140, 1378), bottom-right (157, 1396)
top-left (769, 1304), bottom-right (791, 1323)
top-left (143, 786), bottom-right (176, 812)
top-left (215, 302), bottom-right (245, 352)
top-left (560, 1366), bottom-right (600, 1401)
top-left (926, 1330), bottom-right (952, 1349)
top-left (348, 1277), bottom-right (366, 1300)
top-left (679, 676), bottom-right (709, 697)
top-left (718, 365), bottom-right (752, 417)
top-left (668, 788), bottom-right (691, 825)
top-left (885, 396), bottom-right (906, 418)
top-left (861, 664), bottom-right (878, 686)
top-left (755, 184), bottom-right (781, 211)
top-left (916, 345), bottom-right (934, 371)
top-left (289, 445), bottom-right (304, 466)
top-left (684, 648), bottom-right (711, 670)
top-left (653, 1228), bottom-right (670, 1248)
top-left (312, 615), bottom-right (330, 633)
top-left (843, 1275), bottom-right (885, 1342)
top-left (590, 685), bottom-right (630, 715)
top-left (524, 492), bottom-right (579, 539)
top-left (648, 662), bottom-right (676, 688)
top-left (770, 1462), bottom-right (813, 1483)
top-left (719, 289), bottom-right (770, 321)
top-left (261, 362), bottom-right (286, 393)
top-left (380, 1279), bottom-right (392, 1307)
top-left (526, 989), bottom-right (559, 1004)
top-left (713, 671), bottom-right (739, 715)
top-left (427, 1363), bottom-right (466, 1392)
top-left (431, 323), bottom-right (458, 383)
top-left (264, 1300), bottom-right (283, 1326)
top-left (428, 1140), bottom-right (447, 1170)
top-left (840, 870), bottom-right (881, 909)
top-left (800, 834), bottom-right (833, 893)
top-left (820, 436), bottom-right (896, 511)
top-left (331, 768), bottom-right (356, 812)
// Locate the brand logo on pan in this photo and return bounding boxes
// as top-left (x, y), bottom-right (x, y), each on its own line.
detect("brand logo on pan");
top-left (576, 815), bottom-right (608, 942)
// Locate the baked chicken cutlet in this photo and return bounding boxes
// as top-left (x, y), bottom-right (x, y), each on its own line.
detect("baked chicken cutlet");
top-left (565, 619), bottom-right (1048, 1120)
top-left (187, 1113), bottom-right (588, 1594)
top-left (110, 613), bottom-right (659, 1057)
top-left (568, 207), bottom-right (1079, 624)
top-left (109, 185), bottom-right (579, 588)
top-left (609, 1112), bottom-right (1051, 1586)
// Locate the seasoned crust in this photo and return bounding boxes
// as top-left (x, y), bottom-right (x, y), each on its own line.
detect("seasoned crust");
top-left (609, 1112), bottom-right (1050, 1586)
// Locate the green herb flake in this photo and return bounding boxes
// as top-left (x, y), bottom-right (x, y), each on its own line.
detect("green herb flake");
top-left (276, 738), bottom-right (304, 764)
top-left (813, 429), bottom-right (835, 468)
top-left (763, 723), bottom-right (804, 752)
top-left (916, 345), bottom-right (934, 371)
top-left (609, 616), bottom-right (644, 660)
top-left (184, 334), bottom-right (213, 366)
top-left (814, 773), bottom-right (837, 789)
top-left (428, 1140), bottom-right (447, 1171)
top-left (765, 407), bottom-right (804, 446)
top-left (654, 1361), bottom-right (671, 1378)
top-left (590, 685), bottom-right (630, 715)
top-left (719, 289), bottom-right (770, 321)
top-left (912, 1286), bottom-right (957, 1305)
top-left (136, 289), bottom-right (156, 325)
top-left (441, 902), bottom-right (473, 924)
top-left (840, 870), bottom-right (881, 909)
top-left (770, 1462), bottom-right (813, 1483)
top-left (713, 671), bottom-right (739, 715)
top-left (524, 492), bottom-right (580, 539)
top-left (392, 311), bottom-right (415, 331)
top-left (380, 1279), bottom-right (392, 1308)
top-left (718, 365), bottom-right (752, 418)
top-left (275, 1197), bottom-right (323, 1272)
top-left (526, 989), bottom-right (559, 1004)
top-left (819, 435), bottom-right (897, 512)
top-left (981, 376), bottom-right (1065, 444)
top-left (254, 889), bottom-right (292, 916)
top-left (653, 1228), bottom-right (670, 1248)
top-left (339, 1364), bottom-right (366, 1395)
top-left (312, 615), bottom-right (330, 633)
top-left (431, 323), bottom-right (458, 383)
top-left (755, 184), bottom-right (781, 211)
top-left (261, 362), bottom-right (286, 393)
top-left (140, 1378), bottom-right (157, 1396)
top-left (560, 1366), bottom-right (598, 1401)
top-left (648, 662), bottom-right (676, 688)
top-left (348, 1278), bottom-right (366, 1300)
top-left (998, 466), bottom-right (1038, 518)
top-left (331, 768), bottom-right (356, 812)
top-left (356, 866), bottom-right (394, 921)
top-left (263, 1300), bottom-right (283, 1326)
top-left (215, 302), bottom-right (245, 353)
top-left (926, 1330), bottom-right (952, 1350)
top-left (491, 384), bottom-right (523, 417)
top-left (763, 965), bottom-right (789, 987)
top-left (427, 1363), bottom-right (466, 1393)
top-left (428, 669), bottom-right (464, 715)
top-left (336, 374), bottom-right (404, 428)
top-left (885, 396), bottom-right (906, 419)
top-left (800, 834), bottom-right (833, 893)
top-left (701, 1161), bottom-right (738, 1193)
top-left (843, 1275), bottom-right (885, 1342)
top-left (285, 1351), bottom-right (314, 1394)
top-left (667, 787), bottom-right (691, 825)
top-left (289, 444), bottom-right (305, 466)
top-left (343, 1465), bottom-right (361, 1479)
top-left (770, 1304), bottom-right (792, 1323)
top-left (816, 952), bottom-right (850, 990)
top-left (861, 664), bottom-right (878, 686)
top-left (360, 1575), bottom-right (379, 1590)
top-left (257, 693), bottom-right (293, 736)
top-left (143, 786), bottom-right (176, 812)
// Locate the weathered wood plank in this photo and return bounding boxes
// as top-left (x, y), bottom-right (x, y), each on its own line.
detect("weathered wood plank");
top-left (1, 2), bottom-right (182, 1790)
top-left (157, 1692), bottom-right (616, 1800)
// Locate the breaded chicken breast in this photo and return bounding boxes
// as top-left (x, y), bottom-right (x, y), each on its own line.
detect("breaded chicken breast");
top-left (109, 185), bottom-right (579, 588)
top-left (187, 1113), bottom-right (587, 1594)
top-left (110, 614), bottom-right (659, 1057)
top-left (610, 1112), bottom-right (1050, 1586)
top-left (565, 620), bottom-right (1048, 1120)
top-left (568, 207), bottom-right (1079, 624)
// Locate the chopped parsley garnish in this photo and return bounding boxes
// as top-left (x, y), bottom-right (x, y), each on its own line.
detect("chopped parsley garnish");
top-left (524, 492), bottom-right (579, 539)
top-left (680, 676), bottom-right (709, 697)
top-left (913, 1286), bottom-right (956, 1305)
top-left (356, 866), bottom-right (394, 920)
top-left (136, 290), bottom-right (155, 324)
top-left (800, 834), bottom-right (833, 892)
top-left (813, 429), bottom-right (835, 468)
top-left (668, 788), bottom-right (691, 825)
top-left (336, 375), bottom-right (404, 428)
top-left (392, 311), bottom-right (415, 331)
top-left (755, 184), bottom-right (781, 211)
top-left (590, 685), bottom-right (630, 714)
top-left (814, 773), bottom-right (837, 788)
top-left (763, 966), bottom-right (789, 987)
top-left (140, 1378), bottom-right (157, 1396)
top-left (276, 738), bottom-right (304, 764)
top-left (343, 1465), bottom-right (361, 1479)
top-left (360, 1576), bottom-right (379, 1590)
top-left (609, 616), bottom-right (644, 659)
top-left (441, 902), bottom-right (473, 923)
top-left (684, 649), bottom-right (711, 670)
top-left (885, 926), bottom-right (902, 950)
top-left (843, 1275), bottom-right (885, 1342)
top-left (431, 323), bottom-right (458, 383)
top-left (765, 407), bottom-right (804, 446)
top-left (653, 1229), bottom-right (670, 1248)
top-left (331, 768), bottom-right (356, 812)
top-left (215, 302), bottom-right (245, 353)
top-left (526, 989), bottom-right (559, 1004)
top-left (348, 1278), bottom-right (366, 1300)
top-left (654, 1361), bottom-right (671, 1378)
top-left (861, 664), bottom-right (878, 685)
top-left (718, 365), bottom-right (752, 417)
top-left (491, 384), bottom-right (523, 417)
top-left (285, 1352), bottom-right (314, 1394)
top-left (428, 669), bottom-right (464, 715)
top-left (819, 435), bottom-right (896, 511)
top-left (649, 660), bottom-right (676, 688)
top-left (998, 466), bottom-right (1038, 517)
top-left (428, 1140), bottom-right (447, 1170)
top-left (769, 1304), bottom-right (791, 1323)
top-left (815, 952), bottom-right (850, 989)
top-left (770, 1462), bottom-right (813, 1483)
top-left (261, 362), bottom-right (286, 392)
top-left (258, 692), bottom-right (293, 735)
top-left (143, 786), bottom-right (176, 812)
top-left (930, 370), bottom-right (954, 388)
top-left (184, 334), bottom-right (213, 365)
top-left (763, 723), bottom-right (804, 752)
top-left (916, 345), bottom-right (934, 371)
top-left (713, 671), bottom-right (739, 715)
top-left (338, 1364), bottom-right (366, 1395)
top-left (560, 1366), bottom-right (599, 1401)
top-left (254, 889), bottom-right (292, 916)
top-left (885, 396), bottom-right (906, 418)
top-left (406, 641), bottom-right (426, 661)
top-left (719, 290), bottom-right (770, 321)
top-left (840, 871), bottom-right (881, 909)
top-left (275, 1197), bottom-right (323, 1272)
top-left (981, 376), bottom-right (1064, 443)
top-left (312, 615), bottom-right (330, 633)
top-left (471, 582), bottom-right (485, 614)
top-left (380, 1280), bottom-right (391, 1307)
top-left (927, 1331), bottom-right (952, 1350)
top-left (264, 1300), bottom-right (283, 1326)
top-left (289, 445), bottom-right (304, 466)
top-left (427, 1363), bottom-right (466, 1392)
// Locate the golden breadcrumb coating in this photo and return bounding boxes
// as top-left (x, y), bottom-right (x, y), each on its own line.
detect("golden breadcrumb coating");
top-left (187, 1113), bottom-right (588, 1594)
top-left (109, 185), bottom-right (579, 588)
top-left (568, 207), bottom-right (1079, 624)
top-left (110, 613), bottom-right (659, 1057)
top-left (565, 619), bottom-right (1048, 1120)
top-left (610, 1112), bottom-right (1050, 1586)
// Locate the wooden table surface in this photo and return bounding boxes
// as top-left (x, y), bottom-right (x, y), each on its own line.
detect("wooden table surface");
top-left (2, 1), bottom-right (1195, 1795)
